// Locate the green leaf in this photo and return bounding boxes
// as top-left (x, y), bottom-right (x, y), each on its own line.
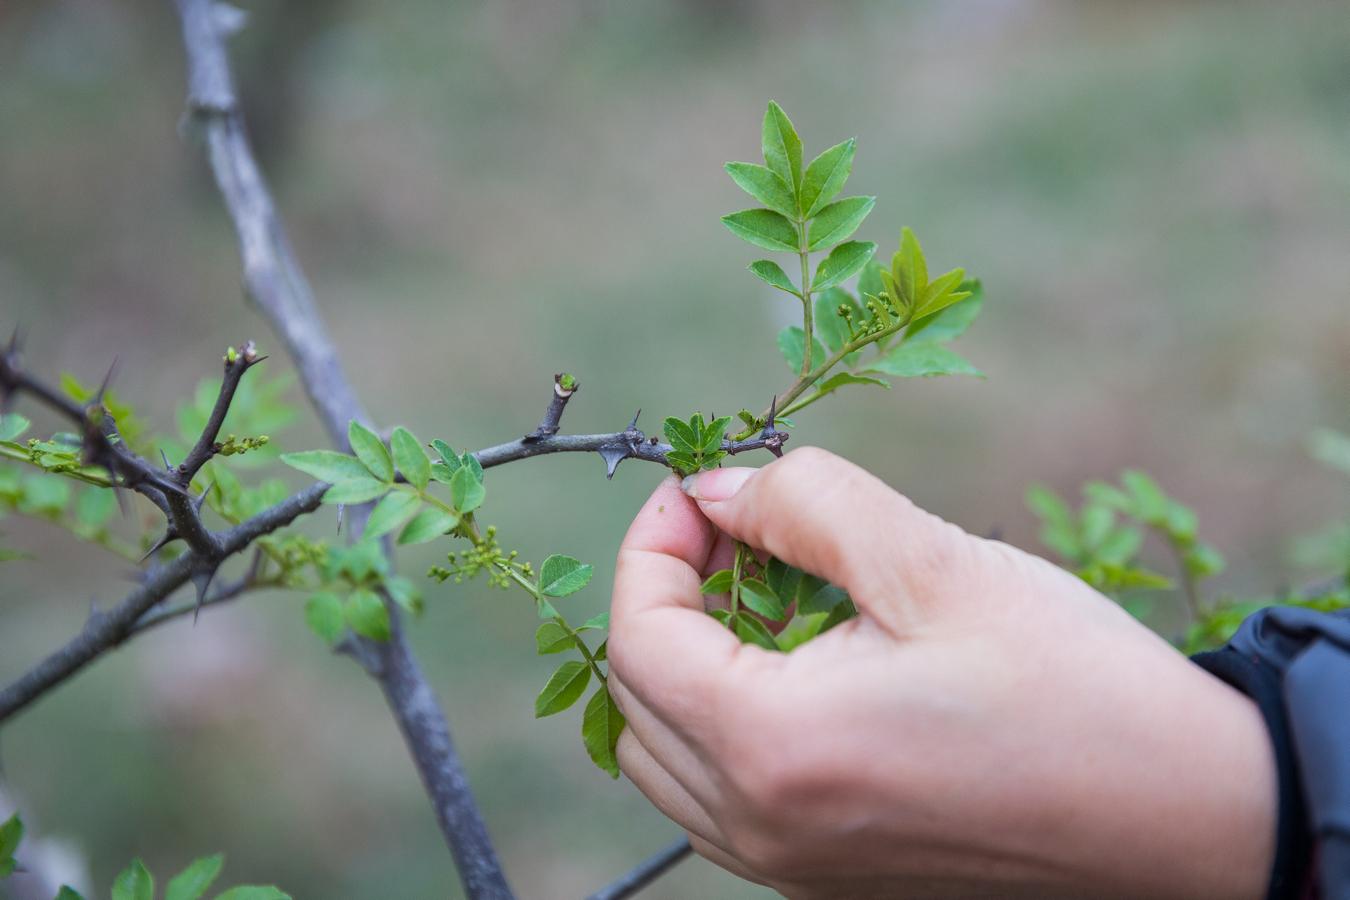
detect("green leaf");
top-left (1096, 527), bottom-right (1143, 566)
top-left (812, 241), bottom-right (876, 291)
top-left (0, 813), bottom-right (22, 860)
top-left (738, 578), bottom-right (787, 621)
top-left (304, 592), bottom-right (345, 643)
top-left (1026, 485), bottom-right (1080, 560)
top-left (430, 439), bottom-right (462, 470)
top-left (535, 621), bottom-right (572, 654)
top-left (536, 597), bottom-right (560, 620)
top-left (1165, 501), bottom-right (1198, 541)
top-left (868, 342), bottom-right (981, 378)
top-left (582, 611), bottom-right (611, 630)
top-left (1084, 480), bottom-right (1132, 512)
top-left (777, 326), bottom-right (827, 374)
top-left (725, 162), bottom-right (797, 218)
top-left (540, 554), bottom-right (594, 597)
top-left (1184, 544), bottom-right (1226, 579)
top-left (390, 427), bottom-right (431, 490)
top-left (213, 889), bottom-right (290, 900)
top-left (904, 280), bottom-right (983, 344)
top-left (894, 227), bottom-right (928, 306)
top-left (1080, 504), bottom-right (1115, 550)
top-left (450, 466), bottom-right (485, 514)
top-left (765, 557), bottom-right (803, 602)
top-left (810, 372), bottom-right (889, 400)
top-left (732, 612), bottom-right (779, 650)
top-left (535, 660), bottom-right (591, 717)
top-left (112, 859), bottom-right (154, 900)
top-left (701, 416), bottom-right (731, 453)
top-left (581, 687), bottom-right (626, 778)
top-left (761, 101), bottom-right (803, 195)
top-left (55, 888), bottom-right (86, 900)
top-left (797, 582), bottom-right (849, 616)
top-left (363, 489), bottom-right (421, 539)
top-left (662, 417), bottom-right (699, 454)
top-left (800, 138), bottom-right (855, 218)
top-left (665, 450), bottom-right (699, 475)
top-left (1121, 470), bottom-right (1168, 524)
top-left (321, 478), bottom-right (390, 505)
top-left (912, 277), bottom-right (971, 324)
top-left (775, 611), bottom-right (830, 651)
top-left (165, 853), bottom-right (224, 900)
top-left (700, 569), bottom-right (734, 594)
top-left (385, 576), bottom-right (423, 615)
top-left (397, 507), bottom-right (458, 545)
top-left (722, 208), bottom-right (799, 253)
top-left (280, 450), bottom-right (371, 484)
top-left (807, 196), bottom-right (874, 251)
top-left (345, 589), bottom-right (390, 641)
top-left (0, 414), bottom-right (30, 442)
top-left (347, 421), bottom-right (394, 483)
top-left (748, 260), bottom-right (798, 295)
top-left (594, 639), bottom-right (608, 661)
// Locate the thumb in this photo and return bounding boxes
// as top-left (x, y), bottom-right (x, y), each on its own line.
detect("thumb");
top-left (682, 447), bottom-right (978, 631)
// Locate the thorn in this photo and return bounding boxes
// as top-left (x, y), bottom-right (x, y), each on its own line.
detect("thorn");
top-left (336, 503), bottom-right (344, 535)
top-left (4, 324), bottom-right (24, 355)
top-left (191, 568), bottom-right (215, 623)
top-left (111, 484), bottom-right (130, 518)
top-left (160, 448), bottom-right (174, 470)
top-left (599, 444), bottom-right (629, 480)
top-left (765, 395), bottom-right (778, 430)
top-left (140, 530), bottom-right (177, 563)
top-left (627, 408), bottom-right (642, 432)
top-left (192, 481), bottom-right (213, 513)
top-left (92, 357), bottom-right (120, 407)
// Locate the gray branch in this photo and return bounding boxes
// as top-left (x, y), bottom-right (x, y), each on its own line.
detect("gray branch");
top-left (172, 1), bottom-right (512, 896)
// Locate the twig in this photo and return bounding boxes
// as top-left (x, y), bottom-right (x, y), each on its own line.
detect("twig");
top-left (178, 340), bottom-right (265, 480)
top-left (172, 2), bottom-right (512, 896)
top-left (0, 483), bottom-right (326, 722)
top-left (585, 837), bottom-right (694, 900)
top-left (523, 374), bottom-right (577, 442)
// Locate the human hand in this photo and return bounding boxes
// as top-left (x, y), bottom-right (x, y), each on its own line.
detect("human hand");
top-left (607, 447), bottom-right (1276, 899)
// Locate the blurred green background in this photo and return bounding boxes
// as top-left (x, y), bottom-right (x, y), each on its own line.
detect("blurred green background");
top-left (3, 1), bottom-right (1349, 897)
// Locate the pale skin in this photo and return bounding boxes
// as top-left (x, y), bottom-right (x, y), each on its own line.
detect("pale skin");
top-left (607, 447), bottom-right (1277, 899)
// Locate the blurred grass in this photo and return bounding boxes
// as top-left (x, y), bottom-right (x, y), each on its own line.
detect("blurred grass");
top-left (2, 1), bottom-right (1349, 897)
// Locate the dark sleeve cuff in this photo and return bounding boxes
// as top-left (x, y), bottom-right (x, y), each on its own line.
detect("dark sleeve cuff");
top-left (1191, 645), bottom-right (1312, 900)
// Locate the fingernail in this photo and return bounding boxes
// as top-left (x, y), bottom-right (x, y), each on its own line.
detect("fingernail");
top-left (681, 468), bottom-right (755, 502)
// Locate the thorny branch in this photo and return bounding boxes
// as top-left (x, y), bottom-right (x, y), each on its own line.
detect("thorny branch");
top-left (0, 481), bottom-right (326, 722)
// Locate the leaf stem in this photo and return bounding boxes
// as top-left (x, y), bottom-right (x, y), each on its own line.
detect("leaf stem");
top-left (797, 221), bottom-right (814, 379)
top-left (499, 564), bottom-right (606, 685)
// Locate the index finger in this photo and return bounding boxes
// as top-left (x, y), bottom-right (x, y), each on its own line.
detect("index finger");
top-left (609, 475), bottom-right (747, 721)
